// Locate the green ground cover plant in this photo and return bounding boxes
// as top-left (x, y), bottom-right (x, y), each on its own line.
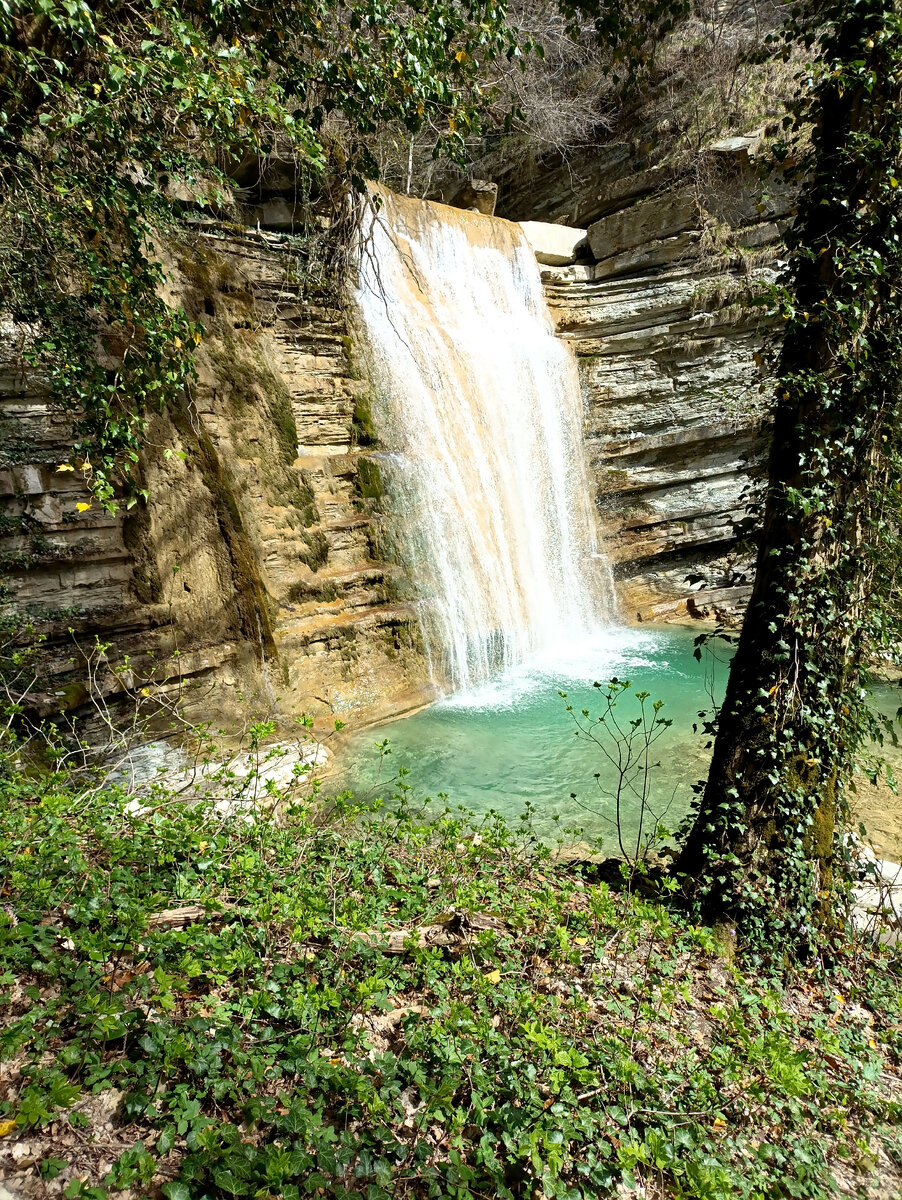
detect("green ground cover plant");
top-left (0, 747), bottom-right (900, 1199)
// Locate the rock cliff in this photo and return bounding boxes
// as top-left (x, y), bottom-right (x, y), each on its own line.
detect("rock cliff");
top-left (508, 140), bottom-right (788, 621)
top-left (2, 146), bottom-right (789, 731)
top-left (1, 223), bottom-right (433, 732)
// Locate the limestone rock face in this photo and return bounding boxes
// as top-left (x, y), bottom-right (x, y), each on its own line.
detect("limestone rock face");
top-left (1, 224), bottom-right (433, 735)
top-left (518, 221), bottom-right (588, 265)
top-left (587, 187), bottom-right (703, 262)
top-left (532, 148), bottom-right (789, 621)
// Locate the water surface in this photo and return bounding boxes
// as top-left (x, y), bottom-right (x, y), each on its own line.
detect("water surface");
top-left (336, 626), bottom-right (732, 852)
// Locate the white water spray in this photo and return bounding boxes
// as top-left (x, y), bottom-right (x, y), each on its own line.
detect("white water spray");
top-left (354, 188), bottom-right (613, 692)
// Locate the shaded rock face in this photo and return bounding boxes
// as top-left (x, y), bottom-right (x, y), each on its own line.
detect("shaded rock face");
top-left (449, 178), bottom-right (498, 216)
top-left (519, 142), bottom-right (788, 622)
top-left (1, 224), bottom-right (433, 733)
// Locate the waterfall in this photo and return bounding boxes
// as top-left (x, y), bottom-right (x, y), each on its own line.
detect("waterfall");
top-left (354, 187), bottom-right (612, 693)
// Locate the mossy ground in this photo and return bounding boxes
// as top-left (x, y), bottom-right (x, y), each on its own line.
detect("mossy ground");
top-left (0, 749), bottom-right (900, 1200)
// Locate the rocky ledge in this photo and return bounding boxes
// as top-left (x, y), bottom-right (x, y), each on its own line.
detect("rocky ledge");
top-left (1, 223), bottom-right (433, 735)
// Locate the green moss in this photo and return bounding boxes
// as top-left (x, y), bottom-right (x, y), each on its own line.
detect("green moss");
top-left (341, 334), bottom-right (361, 380)
top-left (351, 395), bottom-right (377, 447)
top-left (270, 388), bottom-right (299, 464)
top-left (286, 576), bottom-right (337, 605)
top-left (56, 679), bottom-right (90, 710)
top-left (356, 456), bottom-right (383, 501)
top-left (177, 243), bottom-right (245, 301)
top-left (300, 531), bottom-right (329, 573)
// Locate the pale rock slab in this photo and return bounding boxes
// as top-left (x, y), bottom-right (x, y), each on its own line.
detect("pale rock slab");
top-left (852, 857), bottom-right (902, 944)
top-left (121, 739), bottom-right (331, 819)
top-left (587, 187), bottom-right (703, 261)
top-left (519, 220), bottom-right (588, 266)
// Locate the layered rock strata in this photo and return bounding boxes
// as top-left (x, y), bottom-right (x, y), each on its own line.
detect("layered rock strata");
top-left (516, 139), bottom-right (788, 620)
top-left (1, 223), bottom-right (432, 732)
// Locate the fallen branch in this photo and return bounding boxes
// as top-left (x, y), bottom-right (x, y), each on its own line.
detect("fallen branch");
top-left (346, 910), bottom-right (508, 956)
top-left (147, 903), bottom-right (234, 930)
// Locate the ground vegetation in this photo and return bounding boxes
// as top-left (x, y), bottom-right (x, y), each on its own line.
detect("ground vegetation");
top-left (0, 754), bottom-right (900, 1198)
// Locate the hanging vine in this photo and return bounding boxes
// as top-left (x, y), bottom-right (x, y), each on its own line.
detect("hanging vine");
top-left (0, 0), bottom-right (526, 509)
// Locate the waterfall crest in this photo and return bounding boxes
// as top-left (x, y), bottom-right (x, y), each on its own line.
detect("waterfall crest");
top-left (354, 187), bottom-right (612, 692)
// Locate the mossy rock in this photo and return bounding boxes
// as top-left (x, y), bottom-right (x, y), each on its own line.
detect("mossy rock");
top-left (351, 395), bottom-right (377, 447)
top-left (356, 456), bottom-right (383, 501)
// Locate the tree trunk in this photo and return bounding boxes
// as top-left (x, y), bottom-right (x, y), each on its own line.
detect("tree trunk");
top-left (678, 0), bottom-right (902, 952)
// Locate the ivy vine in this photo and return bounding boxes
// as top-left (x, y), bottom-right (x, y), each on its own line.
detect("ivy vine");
top-left (0, 0), bottom-right (526, 509)
top-left (679, 0), bottom-right (902, 957)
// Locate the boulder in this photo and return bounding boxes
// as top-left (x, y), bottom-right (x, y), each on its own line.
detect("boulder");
top-left (449, 178), bottom-right (498, 216)
top-left (852, 855), bottom-right (902, 944)
top-left (708, 133), bottom-right (764, 157)
top-left (117, 739), bottom-right (330, 818)
top-left (518, 221), bottom-right (588, 266)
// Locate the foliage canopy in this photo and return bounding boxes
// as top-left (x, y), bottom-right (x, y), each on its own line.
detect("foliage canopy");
top-left (0, 0), bottom-right (523, 506)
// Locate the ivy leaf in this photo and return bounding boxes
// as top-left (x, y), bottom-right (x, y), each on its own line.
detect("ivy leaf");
top-left (162, 1185), bottom-right (191, 1200)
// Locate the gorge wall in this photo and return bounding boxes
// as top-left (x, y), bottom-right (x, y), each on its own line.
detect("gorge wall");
top-left (505, 137), bottom-right (788, 623)
top-left (1, 223), bottom-right (433, 733)
top-left (1, 144), bottom-right (788, 730)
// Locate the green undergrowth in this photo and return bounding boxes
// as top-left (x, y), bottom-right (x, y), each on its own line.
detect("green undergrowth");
top-left (1, 763), bottom-right (901, 1200)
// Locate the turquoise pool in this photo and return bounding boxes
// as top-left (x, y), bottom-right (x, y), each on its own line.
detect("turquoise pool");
top-left (334, 625), bottom-right (734, 854)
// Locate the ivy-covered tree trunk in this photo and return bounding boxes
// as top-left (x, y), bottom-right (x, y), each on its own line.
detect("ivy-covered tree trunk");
top-left (678, 0), bottom-right (902, 952)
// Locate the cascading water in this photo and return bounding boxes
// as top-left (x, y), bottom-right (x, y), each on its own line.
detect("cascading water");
top-left (354, 187), bottom-right (614, 693)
